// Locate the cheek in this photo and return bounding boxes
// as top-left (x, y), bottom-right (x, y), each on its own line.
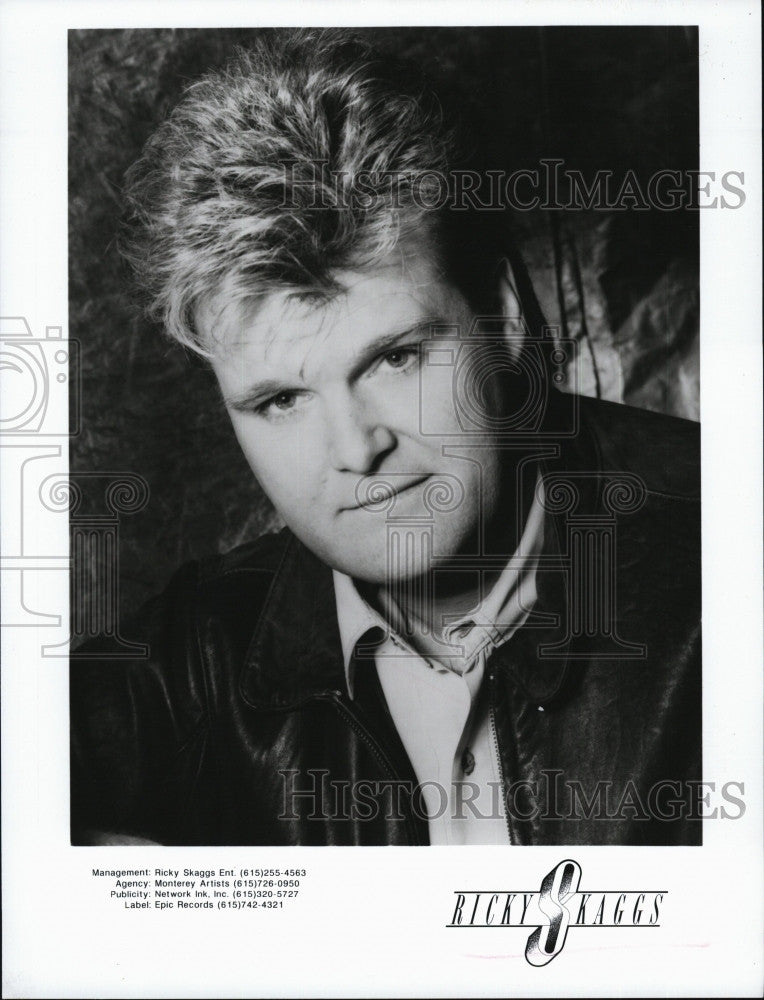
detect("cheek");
top-left (231, 422), bottom-right (326, 512)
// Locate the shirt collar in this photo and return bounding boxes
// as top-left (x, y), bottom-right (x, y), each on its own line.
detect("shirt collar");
top-left (333, 570), bottom-right (388, 697)
top-left (333, 472), bottom-right (546, 696)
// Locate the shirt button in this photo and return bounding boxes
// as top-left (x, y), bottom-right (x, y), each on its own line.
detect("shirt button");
top-left (461, 748), bottom-right (476, 775)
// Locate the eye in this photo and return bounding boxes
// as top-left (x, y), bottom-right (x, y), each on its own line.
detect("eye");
top-left (379, 346), bottom-right (419, 373)
top-left (270, 392), bottom-right (297, 410)
top-left (255, 390), bottom-right (309, 419)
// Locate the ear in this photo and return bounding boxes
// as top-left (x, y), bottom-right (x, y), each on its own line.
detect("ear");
top-left (496, 257), bottom-right (525, 361)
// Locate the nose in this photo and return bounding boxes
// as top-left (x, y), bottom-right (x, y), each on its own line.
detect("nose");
top-left (324, 391), bottom-right (396, 473)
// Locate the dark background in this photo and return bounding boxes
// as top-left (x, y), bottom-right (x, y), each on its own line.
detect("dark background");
top-left (69, 26), bottom-right (699, 623)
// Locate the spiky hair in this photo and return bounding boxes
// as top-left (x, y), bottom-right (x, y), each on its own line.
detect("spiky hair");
top-left (121, 29), bottom-right (508, 354)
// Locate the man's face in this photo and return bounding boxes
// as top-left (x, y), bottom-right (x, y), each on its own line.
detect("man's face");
top-left (205, 251), bottom-right (517, 583)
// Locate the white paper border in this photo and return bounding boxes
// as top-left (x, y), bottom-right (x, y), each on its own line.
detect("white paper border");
top-left (1, 1), bottom-right (761, 997)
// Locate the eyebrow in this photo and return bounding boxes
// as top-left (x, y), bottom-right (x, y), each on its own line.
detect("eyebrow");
top-left (222, 318), bottom-right (442, 411)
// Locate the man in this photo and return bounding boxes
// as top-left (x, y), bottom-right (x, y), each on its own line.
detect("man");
top-left (70, 29), bottom-right (701, 846)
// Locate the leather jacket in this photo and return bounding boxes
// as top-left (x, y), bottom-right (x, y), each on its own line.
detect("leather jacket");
top-left (70, 394), bottom-right (701, 846)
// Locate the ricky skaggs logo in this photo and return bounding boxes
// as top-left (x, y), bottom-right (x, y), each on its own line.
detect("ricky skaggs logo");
top-left (447, 860), bottom-right (664, 967)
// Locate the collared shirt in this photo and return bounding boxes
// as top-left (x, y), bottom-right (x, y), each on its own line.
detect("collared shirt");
top-left (333, 475), bottom-right (545, 845)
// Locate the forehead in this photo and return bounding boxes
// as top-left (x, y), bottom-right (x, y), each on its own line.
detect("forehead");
top-left (201, 252), bottom-right (468, 372)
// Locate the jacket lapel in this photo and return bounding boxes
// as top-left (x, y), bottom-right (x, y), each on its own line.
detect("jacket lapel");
top-left (497, 392), bottom-right (603, 705)
top-left (239, 533), bottom-right (347, 710)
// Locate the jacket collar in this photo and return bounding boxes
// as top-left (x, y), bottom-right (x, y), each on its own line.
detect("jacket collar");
top-left (239, 390), bottom-right (602, 711)
top-left (505, 389), bottom-right (604, 704)
top-left (239, 533), bottom-right (347, 710)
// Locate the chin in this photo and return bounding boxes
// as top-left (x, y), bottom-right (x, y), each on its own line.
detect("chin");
top-left (324, 521), bottom-right (477, 585)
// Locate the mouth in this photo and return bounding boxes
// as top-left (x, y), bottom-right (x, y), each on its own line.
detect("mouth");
top-left (347, 474), bottom-right (431, 510)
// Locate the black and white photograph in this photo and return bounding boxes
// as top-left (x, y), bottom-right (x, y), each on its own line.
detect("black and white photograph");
top-left (1, 1), bottom-right (761, 996)
top-left (69, 24), bottom-right (703, 848)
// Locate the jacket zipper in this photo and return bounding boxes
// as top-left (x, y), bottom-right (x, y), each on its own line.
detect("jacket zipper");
top-left (488, 668), bottom-right (514, 845)
top-left (328, 697), bottom-right (424, 846)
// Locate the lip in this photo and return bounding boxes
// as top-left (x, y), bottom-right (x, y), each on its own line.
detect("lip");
top-left (346, 474), bottom-right (431, 510)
